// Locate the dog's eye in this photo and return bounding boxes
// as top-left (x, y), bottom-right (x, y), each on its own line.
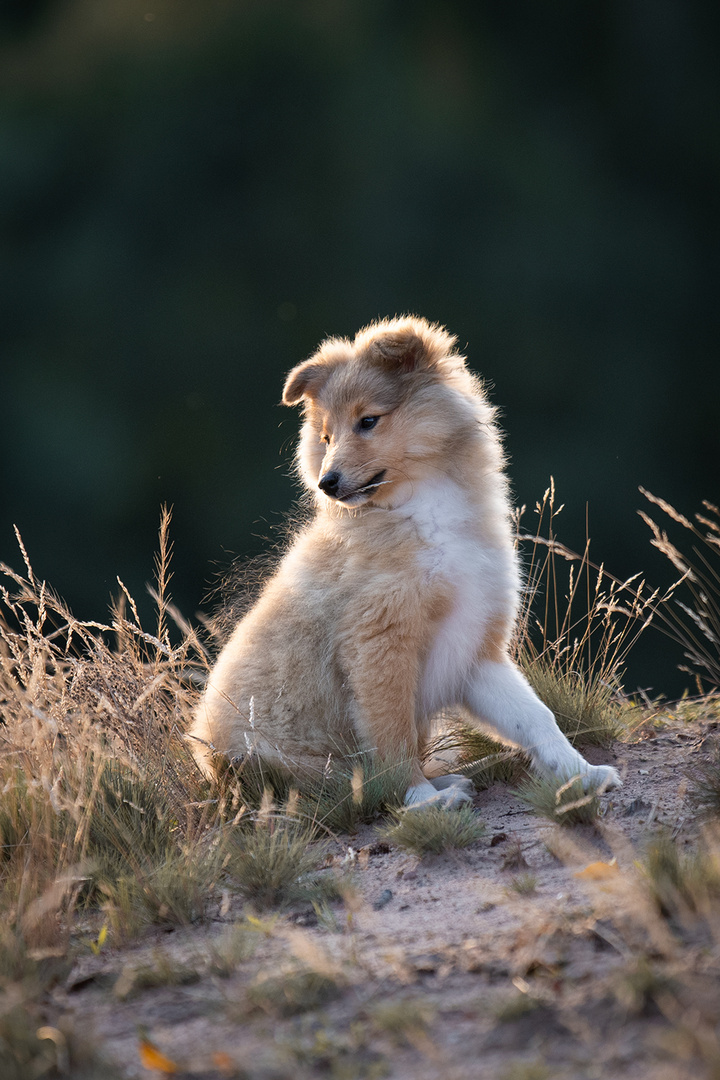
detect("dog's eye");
top-left (321, 433), bottom-right (330, 444)
top-left (358, 416), bottom-right (379, 431)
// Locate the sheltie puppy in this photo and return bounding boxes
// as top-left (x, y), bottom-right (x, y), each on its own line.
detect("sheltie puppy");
top-left (188, 317), bottom-right (620, 807)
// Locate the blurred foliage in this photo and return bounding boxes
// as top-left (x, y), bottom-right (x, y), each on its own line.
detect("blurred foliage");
top-left (1, 1), bottom-right (719, 694)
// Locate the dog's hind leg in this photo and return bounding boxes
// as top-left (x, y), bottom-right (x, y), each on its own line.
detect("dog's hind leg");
top-left (463, 659), bottom-right (621, 790)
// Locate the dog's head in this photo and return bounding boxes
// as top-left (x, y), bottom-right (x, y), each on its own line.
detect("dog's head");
top-left (282, 317), bottom-right (487, 509)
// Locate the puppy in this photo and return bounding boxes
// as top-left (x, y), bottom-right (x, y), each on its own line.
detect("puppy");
top-left (188, 317), bottom-right (620, 807)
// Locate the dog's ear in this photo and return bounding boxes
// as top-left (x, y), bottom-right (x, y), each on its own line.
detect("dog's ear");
top-left (282, 360), bottom-right (331, 405)
top-left (363, 318), bottom-right (457, 374)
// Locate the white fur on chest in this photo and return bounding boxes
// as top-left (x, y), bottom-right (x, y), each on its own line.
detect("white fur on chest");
top-left (401, 481), bottom-right (517, 713)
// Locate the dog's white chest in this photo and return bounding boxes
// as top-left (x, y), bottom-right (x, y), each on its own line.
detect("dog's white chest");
top-left (403, 482), bottom-right (515, 711)
top-left (405, 481), bottom-right (488, 585)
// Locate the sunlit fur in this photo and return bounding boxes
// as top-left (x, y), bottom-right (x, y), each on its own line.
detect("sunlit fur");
top-left (188, 317), bottom-right (620, 805)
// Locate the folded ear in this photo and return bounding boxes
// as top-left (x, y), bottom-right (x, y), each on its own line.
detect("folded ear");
top-left (282, 359), bottom-right (332, 405)
top-left (361, 317), bottom-right (458, 374)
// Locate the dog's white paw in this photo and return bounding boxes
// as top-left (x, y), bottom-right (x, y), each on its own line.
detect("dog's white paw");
top-left (404, 781), bottom-right (442, 808)
top-left (435, 784), bottom-right (474, 810)
top-left (581, 763), bottom-right (621, 791)
top-left (429, 774), bottom-right (475, 797)
top-left (404, 780), bottom-right (473, 811)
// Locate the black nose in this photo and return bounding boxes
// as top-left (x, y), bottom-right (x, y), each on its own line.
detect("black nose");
top-left (318, 470), bottom-right (341, 496)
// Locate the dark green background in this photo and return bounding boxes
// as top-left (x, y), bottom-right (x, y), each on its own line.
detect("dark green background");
top-left (2, 1), bottom-right (718, 695)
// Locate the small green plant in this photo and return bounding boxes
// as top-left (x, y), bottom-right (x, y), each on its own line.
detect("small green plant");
top-left (513, 774), bottom-right (602, 826)
top-left (508, 872), bottom-right (538, 895)
top-left (209, 921), bottom-right (258, 976)
top-left (642, 831), bottom-right (720, 936)
top-left (222, 820), bottom-right (335, 909)
top-left (368, 997), bottom-right (435, 1046)
top-left (247, 968), bottom-right (341, 1016)
top-left (381, 804), bottom-right (485, 855)
top-left (113, 949), bottom-right (202, 1001)
top-left (302, 754), bottom-right (412, 833)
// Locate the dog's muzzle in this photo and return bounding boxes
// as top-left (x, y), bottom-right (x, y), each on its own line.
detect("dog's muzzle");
top-left (318, 470), bottom-right (387, 503)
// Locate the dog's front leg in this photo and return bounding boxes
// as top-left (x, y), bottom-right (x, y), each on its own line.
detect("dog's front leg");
top-left (464, 658), bottom-right (621, 790)
top-left (339, 613), bottom-right (472, 811)
top-left (340, 620), bottom-right (424, 776)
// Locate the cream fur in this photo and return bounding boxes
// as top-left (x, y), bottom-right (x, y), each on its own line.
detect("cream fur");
top-left (188, 317), bottom-right (620, 806)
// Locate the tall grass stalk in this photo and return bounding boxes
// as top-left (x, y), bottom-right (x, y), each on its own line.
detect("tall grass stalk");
top-left (639, 489), bottom-right (720, 693)
top-left (513, 480), bottom-right (664, 744)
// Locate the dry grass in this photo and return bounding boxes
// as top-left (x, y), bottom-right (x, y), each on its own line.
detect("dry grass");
top-left (514, 480), bottom-right (662, 747)
top-left (1, 490), bottom-right (646, 956)
top-left (0, 513), bottom-right (349, 1069)
top-left (640, 490), bottom-right (720, 693)
top-left (507, 872), bottom-right (538, 895)
top-left (0, 512), bottom-right (217, 948)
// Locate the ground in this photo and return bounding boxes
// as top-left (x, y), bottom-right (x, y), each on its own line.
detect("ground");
top-left (47, 705), bottom-right (720, 1080)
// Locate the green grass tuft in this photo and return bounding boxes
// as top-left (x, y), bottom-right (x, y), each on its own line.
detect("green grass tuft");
top-left (368, 997), bottom-right (434, 1045)
top-left (295, 754), bottom-right (411, 834)
top-left (222, 821), bottom-right (336, 910)
top-left (98, 841), bottom-right (218, 939)
top-left (508, 872), bottom-right (538, 895)
top-left (513, 774), bottom-right (603, 826)
top-left (381, 804), bottom-right (485, 856)
top-left (426, 719), bottom-right (527, 790)
top-left (247, 969), bottom-right (341, 1016)
top-left (642, 831), bottom-right (720, 935)
top-left (521, 657), bottom-right (624, 748)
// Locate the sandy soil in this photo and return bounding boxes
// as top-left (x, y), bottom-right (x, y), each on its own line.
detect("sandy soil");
top-left (50, 708), bottom-right (720, 1080)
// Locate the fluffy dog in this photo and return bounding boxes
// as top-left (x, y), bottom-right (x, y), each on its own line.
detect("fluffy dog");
top-left (188, 317), bottom-right (620, 807)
